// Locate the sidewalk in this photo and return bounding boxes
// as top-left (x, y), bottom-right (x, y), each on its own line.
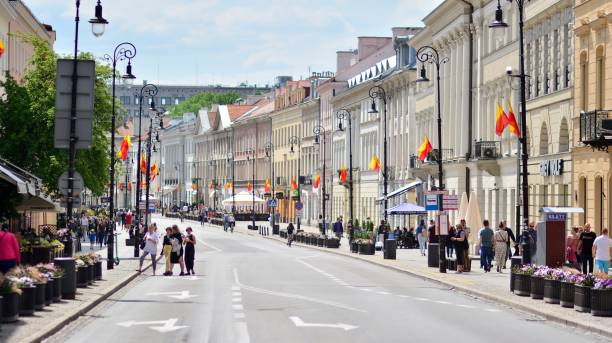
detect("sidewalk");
top-left (0, 228), bottom-right (156, 343)
top-left (225, 219), bottom-right (612, 339)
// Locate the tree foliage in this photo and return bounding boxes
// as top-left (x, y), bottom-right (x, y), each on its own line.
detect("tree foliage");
top-left (168, 91), bottom-right (241, 117)
top-left (0, 35), bottom-right (113, 197)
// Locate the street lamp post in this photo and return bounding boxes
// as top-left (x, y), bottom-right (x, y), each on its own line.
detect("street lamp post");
top-left (66, 0), bottom-right (108, 221)
top-left (103, 42), bottom-right (136, 270)
top-left (144, 109), bottom-right (164, 229)
top-left (489, 0), bottom-right (530, 244)
top-left (289, 136), bottom-right (302, 230)
top-left (133, 83), bottom-right (157, 257)
top-left (336, 109), bottom-right (354, 230)
top-left (226, 152), bottom-right (235, 216)
top-left (313, 125), bottom-right (326, 235)
top-left (246, 148), bottom-right (256, 230)
top-left (416, 45), bottom-right (449, 273)
top-left (265, 142), bottom-right (275, 231)
top-left (124, 157), bottom-right (130, 211)
top-left (368, 86), bottom-right (389, 222)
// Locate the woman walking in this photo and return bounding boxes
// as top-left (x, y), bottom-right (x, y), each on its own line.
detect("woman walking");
top-left (494, 222), bottom-right (509, 273)
top-left (184, 227), bottom-right (196, 275)
top-left (451, 223), bottom-right (468, 273)
top-left (170, 225), bottom-right (185, 276)
top-left (162, 227), bottom-right (173, 276)
top-left (138, 224), bottom-right (159, 275)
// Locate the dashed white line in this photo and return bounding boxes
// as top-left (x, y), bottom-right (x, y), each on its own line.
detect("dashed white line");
top-left (232, 297), bottom-right (242, 302)
top-left (232, 286), bottom-right (241, 291)
top-left (377, 291), bottom-right (391, 295)
top-left (232, 304), bottom-right (244, 311)
top-left (234, 313), bottom-right (245, 319)
top-left (232, 291), bottom-right (242, 297)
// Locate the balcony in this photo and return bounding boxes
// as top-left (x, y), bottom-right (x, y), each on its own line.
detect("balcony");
top-left (474, 141), bottom-right (501, 160)
top-left (580, 110), bottom-right (612, 152)
top-left (425, 149), bottom-right (454, 164)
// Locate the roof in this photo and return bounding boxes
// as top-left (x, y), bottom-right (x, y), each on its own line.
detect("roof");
top-left (540, 207), bottom-right (584, 214)
top-left (239, 98), bottom-right (274, 121)
top-left (227, 105), bottom-right (257, 121)
top-left (376, 180), bottom-right (422, 202)
top-left (386, 203), bottom-right (427, 215)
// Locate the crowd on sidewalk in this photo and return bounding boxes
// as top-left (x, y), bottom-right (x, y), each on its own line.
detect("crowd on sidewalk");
top-left (135, 223), bottom-right (197, 277)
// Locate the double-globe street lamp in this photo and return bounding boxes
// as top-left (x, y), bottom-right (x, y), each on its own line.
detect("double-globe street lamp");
top-left (133, 83), bottom-right (158, 257)
top-left (289, 136), bottom-right (302, 230)
top-left (416, 45), bottom-right (449, 273)
top-left (227, 152), bottom-right (236, 216)
top-left (490, 0), bottom-right (530, 249)
top-left (264, 142), bottom-right (276, 232)
top-left (145, 108), bottom-right (165, 229)
top-left (66, 0), bottom-right (108, 221)
top-left (103, 42), bottom-right (136, 270)
top-left (313, 125), bottom-right (327, 235)
top-left (336, 109), bottom-right (354, 231)
top-left (246, 148), bottom-right (256, 230)
top-left (367, 86), bottom-right (389, 223)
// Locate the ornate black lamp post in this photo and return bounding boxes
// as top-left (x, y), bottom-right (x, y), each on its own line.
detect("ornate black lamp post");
top-left (265, 142), bottom-right (276, 231)
top-left (226, 152), bottom-right (235, 215)
top-left (289, 136), bottom-right (302, 230)
top-left (313, 125), bottom-right (327, 235)
top-left (368, 86), bottom-right (389, 222)
top-left (416, 45), bottom-right (448, 273)
top-left (103, 42), bottom-right (135, 270)
top-left (336, 109), bottom-right (354, 230)
top-left (246, 148), bottom-right (256, 230)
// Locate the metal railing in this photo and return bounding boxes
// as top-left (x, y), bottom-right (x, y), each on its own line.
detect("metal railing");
top-left (425, 149), bottom-right (454, 164)
top-left (474, 141), bottom-right (501, 160)
top-left (580, 110), bottom-right (611, 144)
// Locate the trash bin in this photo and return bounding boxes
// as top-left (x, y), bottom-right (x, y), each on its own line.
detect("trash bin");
top-left (384, 239), bottom-right (397, 260)
top-left (273, 224), bottom-right (280, 235)
top-left (510, 256), bottom-right (523, 292)
top-left (54, 257), bottom-right (76, 300)
top-left (428, 243), bottom-right (439, 267)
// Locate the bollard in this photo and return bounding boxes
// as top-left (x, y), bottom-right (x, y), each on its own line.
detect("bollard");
top-left (54, 257), bottom-right (76, 300)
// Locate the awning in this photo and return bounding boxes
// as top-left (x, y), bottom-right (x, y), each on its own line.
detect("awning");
top-left (221, 191), bottom-right (265, 206)
top-left (0, 163), bottom-right (34, 195)
top-left (540, 207), bottom-right (584, 214)
top-left (386, 202), bottom-right (427, 215)
top-left (15, 195), bottom-right (58, 212)
top-left (376, 180), bottom-right (422, 202)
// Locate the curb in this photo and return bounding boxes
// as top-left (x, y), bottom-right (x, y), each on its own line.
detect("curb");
top-left (261, 234), bottom-right (612, 340)
top-left (26, 257), bottom-right (160, 343)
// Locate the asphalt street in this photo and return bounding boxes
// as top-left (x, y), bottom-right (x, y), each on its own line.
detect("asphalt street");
top-left (45, 216), bottom-right (610, 343)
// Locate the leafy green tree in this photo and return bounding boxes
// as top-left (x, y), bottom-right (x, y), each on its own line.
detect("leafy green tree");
top-left (168, 91), bottom-right (241, 117)
top-left (0, 35), bottom-right (113, 198)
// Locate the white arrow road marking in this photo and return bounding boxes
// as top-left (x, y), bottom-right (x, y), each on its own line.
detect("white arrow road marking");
top-left (117, 318), bottom-right (188, 333)
top-left (146, 291), bottom-right (199, 300)
top-left (289, 316), bottom-right (358, 331)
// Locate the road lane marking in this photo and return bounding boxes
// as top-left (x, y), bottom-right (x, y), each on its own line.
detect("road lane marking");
top-left (232, 286), bottom-right (241, 291)
top-left (234, 313), bottom-right (245, 319)
top-left (232, 304), bottom-right (244, 310)
top-left (289, 316), bottom-right (358, 331)
top-left (117, 318), bottom-right (188, 333)
top-left (197, 238), bottom-right (222, 252)
top-left (377, 291), bottom-right (391, 295)
top-left (233, 268), bottom-right (365, 313)
top-left (232, 291), bottom-right (242, 296)
top-left (234, 322), bottom-right (251, 343)
top-left (146, 291), bottom-right (198, 300)
top-left (233, 297), bottom-right (242, 302)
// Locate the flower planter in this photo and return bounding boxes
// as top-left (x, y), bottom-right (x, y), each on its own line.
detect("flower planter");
top-left (87, 264), bottom-right (95, 285)
top-left (52, 277), bottom-right (63, 303)
top-left (530, 276), bottom-right (544, 299)
top-left (560, 282), bottom-right (575, 308)
top-left (44, 279), bottom-right (54, 306)
top-left (326, 239), bottom-right (340, 248)
top-left (94, 261), bottom-right (102, 280)
top-left (317, 238), bottom-right (325, 247)
top-left (513, 274), bottom-right (531, 296)
top-left (55, 257), bottom-right (76, 299)
top-left (543, 279), bottom-right (561, 304)
top-left (591, 288), bottom-right (612, 317)
top-left (1, 292), bottom-right (19, 323)
top-left (574, 285), bottom-right (591, 313)
top-left (76, 267), bottom-right (88, 288)
top-left (33, 283), bottom-right (46, 310)
top-left (19, 286), bottom-right (36, 316)
top-left (358, 243), bottom-right (375, 255)
top-left (350, 242), bottom-right (358, 253)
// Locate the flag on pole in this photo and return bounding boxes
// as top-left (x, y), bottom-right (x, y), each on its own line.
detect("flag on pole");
top-left (369, 155), bottom-right (380, 172)
top-left (225, 181), bottom-right (232, 190)
top-left (140, 154), bottom-right (146, 174)
top-left (118, 182), bottom-right (123, 191)
top-left (118, 135), bottom-right (131, 161)
top-left (209, 180), bottom-right (214, 190)
top-left (150, 162), bottom-right (158, 181)
top-left (248, 182), bottom-right (253, 193)
top-left (0, 39), bottom-right (4, 57)
top-left (507, 100), bottom-right (520, 137)
top-left (495, 102), bottom-right (510, 136)
top-left (128, 182), bottom-right (132, 191)
top-left (291, 177), bottom-right (298, 190)
top-left (339, 164), bottom-right (347, 183)
top-left (313, 174), bottom-right (320, 189)
top-left (264, 178), bottom-right (271, 193)
top-left (418, 136), bottom-right (433, 161)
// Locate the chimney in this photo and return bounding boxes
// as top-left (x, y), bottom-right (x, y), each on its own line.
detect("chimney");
top-left (336, 50), bottom-right (355, 73)
top-left (357, 36), bottom-right (392, 62)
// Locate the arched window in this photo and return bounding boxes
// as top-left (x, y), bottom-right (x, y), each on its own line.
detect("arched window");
top-left (580, 51), bottom-right (588, 111)
top-left (596, 46), bottom-right (605, 110)
top-left (559, 118), bottom-right (569, 153)
top-left (539, 122), bottom-right (549, 156)
top-left (579, 177), bottom-right (587, 224)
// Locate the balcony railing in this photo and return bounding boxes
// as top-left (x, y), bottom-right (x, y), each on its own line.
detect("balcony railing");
top-left (474, 141), bottom-right (501, 160)
top-left (425, 149), bottom-right (454, 164)
top-left (580, 110), bottom-right (612, 151)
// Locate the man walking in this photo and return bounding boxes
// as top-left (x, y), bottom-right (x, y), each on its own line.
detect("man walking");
top-left (593, 228), bottom-right (612, 274)
top-left (578, 223), bottom-right (597, 274)
top-left (479, 220), bottom-right (495, 272)
top-left (502, 221), bottom-right (516, 268)
top-left (287, 222), bottom-right (295, 247)
top-left (416, 220), bottom-right (427, 256)
top-left (333, 217), bottom-right (343, 240)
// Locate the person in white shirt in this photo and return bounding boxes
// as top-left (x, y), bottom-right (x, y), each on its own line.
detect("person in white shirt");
top-left (592, 228), bottom-right (612, 274)
top-left (138, 224), bottom-right (159, 275)
top-left (79, 212), bottom-right (89, 242)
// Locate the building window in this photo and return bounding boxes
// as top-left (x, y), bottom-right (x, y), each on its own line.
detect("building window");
top-left (596, 46), bottom-right (605, 110)
top-left (580, 51), bottom-right (588, 110)
top-left (559, 118), bottom-right (569, 153)
top-left (539, 122), bottom-right (549, 156)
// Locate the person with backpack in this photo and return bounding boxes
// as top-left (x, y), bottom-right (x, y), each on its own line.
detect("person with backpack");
top-left (170, 225), bottom-right (185, 276)
top-left (162, 227), bottom-right (173, 276)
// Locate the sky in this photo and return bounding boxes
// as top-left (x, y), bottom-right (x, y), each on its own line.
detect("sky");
top-left (25, 0), bottom-right (444, 87)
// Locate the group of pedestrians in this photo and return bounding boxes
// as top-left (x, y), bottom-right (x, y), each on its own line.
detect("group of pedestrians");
top-left (567, 223), bottom-right (612, 274)
top-left (78, 211), bottom-right (111, 250)
top-left (138, 224), bottom-right (197, 276)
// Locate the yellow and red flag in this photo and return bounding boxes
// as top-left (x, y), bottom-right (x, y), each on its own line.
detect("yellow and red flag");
top-left (191, 183), bottom-right (197, 190)
top-left (0, 39), bottom-right (4, 57)
top-left (291, 177), bottom-right (298, 190)
top-left (118, 135), bottom-right (131, 161)
top-left (140, 154), bottom-right (147, 174)
top-left (247, 182), bottom-right (253, 192)
top-left (118, 182), bottom-right (123, 191)
top-left (507, 100), bottom-right (520, 138)
top-left (369, 155), bottom-right (380, 172)
top-left (150, 162), bottom-right (158, 181)
top-left (495, 102), bottom-right (510, 136)
top-left (264, 178), bottom-right (271, 193)
top-left (209, 180), bottom-right (215, 190)
top-left (128, 182), bottom-right (132, 191)
top-left (418, 136), bottom-right (433, 161)
top-left (225, 181), bottom-right (232, 190)
top-left (339, 164), bottom-right (347, 183)
top-left (313, 174), bottom-right (320, 189)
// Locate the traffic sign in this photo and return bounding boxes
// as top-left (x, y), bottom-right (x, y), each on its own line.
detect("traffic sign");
top-left (442, 194), bottom-right (459, 210)
top-left (267, 199), bottom-right (278, 208)
top-left (295, 201), bottom-right (303, 210)
top-left (425, 195), bottom-right (438, 211)
top-left (436, 212), bottom-right (449, 235)
top-left (296, 209), bottom-right (304, 219)
top-left (58, 171), bottom-right (84, 197)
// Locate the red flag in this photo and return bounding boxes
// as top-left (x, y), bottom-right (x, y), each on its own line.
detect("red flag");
top-left (507, 100), bottom-right (520, 137)
top-left (264, 178), bottom-right (271, 193)
top-left (495, 102), bottom-right (510, 136)
top-left (140, 154), bottom-right (146, 174)
top-left (128, 182), bottom-right (132, 191)
top-left (150, 162), bottom-right (158, 181)
top-left (118, 182), bottom-right (123, 191)
top-left (209, 180), bottom-right (214, 190)
top-left (369, 155), bottom-right (380, 172)
top-left (0, 39), bottom-right (4, 58)
top-left (248, 182), bottom-right (253, 192)
top-left (418, 136), bottom-right (433, 162)
top-left (118, 135), bottom-right (131, 161)
top-left (291, 178), bottom-right (297, 190)
top-left (339, 165), bottom-right (347, 183)
top-left (313, 174), bottom-right (320, 189)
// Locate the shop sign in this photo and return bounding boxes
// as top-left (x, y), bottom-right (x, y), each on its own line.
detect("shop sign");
top-left (539, 159), bottom-right (563, 176)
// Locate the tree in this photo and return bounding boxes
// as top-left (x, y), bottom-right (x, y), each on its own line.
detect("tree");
top-left (0, 35), bottom-right (113, 198)
top-left (168, 91), bottom-right (241, 117)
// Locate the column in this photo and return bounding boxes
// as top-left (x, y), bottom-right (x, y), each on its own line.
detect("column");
top-left (462, 31), bottom-right (471, 157)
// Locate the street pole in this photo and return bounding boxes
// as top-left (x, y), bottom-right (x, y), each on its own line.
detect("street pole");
top-left (103, 42), bottom-right (135, 270)
top-left (246, 148), bottom-right (256, 230)
top-left (289, 136), bottom-right (302, 230)
top-left (417, 45), bottom-right (449, 273)
top-left (313, 125), bottom-right (326, 235)
top-left (336, 109), bottom-right (354, 228)
top-left (368, 86), bottom-right (389, 223)
top-left (133, 83), bottom-right (158, 257)
top-left (265, 142), bottom-right (275, 231)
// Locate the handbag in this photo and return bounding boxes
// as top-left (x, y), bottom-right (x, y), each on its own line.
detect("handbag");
top-left (139, 233), bottom-right (146, 250)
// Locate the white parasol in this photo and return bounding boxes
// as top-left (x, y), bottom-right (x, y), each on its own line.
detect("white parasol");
top-left (464, 191), bottom-right (482, 253)
top-left (457, 192), bottom-right (469, 221)
top-left (221, 191), bottom-right (265, 206)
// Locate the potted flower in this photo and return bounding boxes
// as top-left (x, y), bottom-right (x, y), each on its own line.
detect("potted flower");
top-left (5, 268), bottom-right (36, 316)
top-left (357, 238), bottom-right (375, 255)
top-left (350, 240), bottom-right (358, 253)
top-left (542, 267), bottom-right (564, 304)
top-left (36, 264), bottom-right (56, 306)
top-left (560, 271), bottom-right (578, 308)
top-left (89, 253), bottom-right (102, 281)
top-left (39, 263), bottom-right (64, 303)
top-left (512, 265), bottom-right (535, 296)
top-left (25, 266), bottom-right (47, 310)
top-left (317, 235), bottom-right (325, 247)
top-left (530, 266), bottom-right (547, 299)
top-left (75, 258), bottom-right (88, 288)
top-left (325, 237), bottom-right (340, 248)
top-left (591, 276), bottom-right (612, 317)
top-left (0, 274), bottom-right (21, 323)
top-left (574, 274), bottom-right (595, 313)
